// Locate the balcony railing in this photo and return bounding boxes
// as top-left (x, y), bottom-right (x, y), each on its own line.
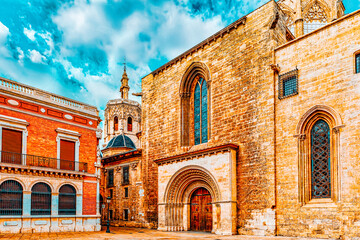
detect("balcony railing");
top-left (0, 151), bottom-right (87, 173)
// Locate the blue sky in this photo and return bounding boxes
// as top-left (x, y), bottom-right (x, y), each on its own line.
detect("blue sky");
top-left (0, 0), bottom-right (359, 119)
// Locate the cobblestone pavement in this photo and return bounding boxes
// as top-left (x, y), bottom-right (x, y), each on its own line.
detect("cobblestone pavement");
top-left (0, 227), bottom-right (329, 240)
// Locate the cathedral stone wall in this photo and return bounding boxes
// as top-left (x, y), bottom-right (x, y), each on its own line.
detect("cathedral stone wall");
top-left (274, 10), bottom-right (360, 238)
top-left (142, 1), bottom-right (287, 235)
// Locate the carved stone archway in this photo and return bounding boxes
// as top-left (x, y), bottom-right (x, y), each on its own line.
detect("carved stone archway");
top-left (162, 165), bottom-right (220, 232)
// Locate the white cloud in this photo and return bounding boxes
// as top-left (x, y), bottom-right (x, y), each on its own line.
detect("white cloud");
top-left (0, 21), bottom-right (10, 56)
top-left (0, 21), bottom-right (9, 43)
top-left (17, 47), bottom-right (24, 65)
top-left (39, 32), bottom-right (54, 56)
top-left (24, 25), bottom-right (36, 41)
top-left (28, 49), bottom-right (46, 64)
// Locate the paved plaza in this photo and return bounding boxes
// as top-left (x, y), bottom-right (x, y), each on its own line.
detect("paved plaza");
top-left (0, 227), bottom-right (332, 240)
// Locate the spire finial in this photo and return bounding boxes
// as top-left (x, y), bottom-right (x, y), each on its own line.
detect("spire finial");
top-left (120, 56), bottom-right (130, 99)
top-left (123, 56), bottom-right (127, 72)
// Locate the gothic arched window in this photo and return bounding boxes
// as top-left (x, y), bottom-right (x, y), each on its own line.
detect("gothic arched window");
top-left (127, 117), bottom-right (133, 132)
top-left (180, 62), bottom-right (211, 146)
top-left (31, 183), bottom-right (51, 215)
top-left (304, 2), bottom-right (327, 34)
top-left (0, 180), bottom-right (23, 215)
top-left (194, 77), bottom-right (208, 145)
top-left (114, 116), bottom-right (119, 132)
top-left (311, 120), bottom-right (331, 199)
top-left (297, 106), bottom-right (342, 205)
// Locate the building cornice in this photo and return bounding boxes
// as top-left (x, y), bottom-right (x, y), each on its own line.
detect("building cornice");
top-left (154, 143), bottom-right (238, 166)
top-left (101, 149), bottom-right (142, 164)
top-left (0, 77), bottom-right (99, 119)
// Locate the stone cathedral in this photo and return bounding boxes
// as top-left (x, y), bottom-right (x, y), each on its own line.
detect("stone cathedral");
top-left (102, 0), bottom-right (360, 238)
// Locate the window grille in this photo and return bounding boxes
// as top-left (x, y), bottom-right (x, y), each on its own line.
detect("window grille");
top-left (59, 185), bottom-right (76, 215)
top-left (107, 169), bottom-right (114, 187)
top-left (123, 209), bottom-right (129, 221)
top-left (194, 77), bottom-right (208, 145)
top-left (356, 53), bottom-right (360, 74)
top-left (122, 166), bottom-right (129, 185)
top-left (0, 180), bottom-right (23, 216)
top-left (124, 187), bottom-right (129, 198)
top-left (311, 120), bottom-right (331, 198)
top-left (279, 68), bottom-right (298, 99)
top-left (127, 117), bottom-right (133, 132)
top-left (31, 183), bottom-right (51, 215)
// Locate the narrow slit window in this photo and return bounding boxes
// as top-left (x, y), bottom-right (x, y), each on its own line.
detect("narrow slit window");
top-left (311, 120), bottom-right (331, 199)
top-left (194, 77), bottom-right (208, 145)
top-left (107, 169), bottom-right (114, 187)
top-left (356, 53), bottom-right (360, 74)
top-left (127, 117), bottom-right (133, 132)
top-left (122, 166), bottom-right (129, 185)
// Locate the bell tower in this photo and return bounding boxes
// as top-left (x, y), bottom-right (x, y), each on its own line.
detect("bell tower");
top-left (278, 0), bottom-right (345, 37)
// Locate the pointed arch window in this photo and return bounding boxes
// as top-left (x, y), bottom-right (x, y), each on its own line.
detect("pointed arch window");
top-left (304, 2), bottom-right (327, 34)
top-left (311, 120), bottom-right (331, 198)
top-left (297, 106), bottom-right (342, 205)
top-left (194, 77), bottom-right (208, 145)
top-left (114, 116), bottom-right (119, 132)
top-left (127, 117), bottom-right (133, 132)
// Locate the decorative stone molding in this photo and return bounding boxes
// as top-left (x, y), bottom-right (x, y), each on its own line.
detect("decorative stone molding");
top-left (155, 144), bottom-right (238, 166)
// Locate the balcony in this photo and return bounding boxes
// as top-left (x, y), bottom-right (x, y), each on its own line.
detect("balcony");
top-left (0, 151), bottom-right (88, 173)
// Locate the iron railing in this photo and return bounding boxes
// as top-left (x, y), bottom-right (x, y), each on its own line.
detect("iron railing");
top-left (0, 151), bottom-right (88, 172)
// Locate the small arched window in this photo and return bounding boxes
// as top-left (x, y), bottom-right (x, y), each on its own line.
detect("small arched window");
top-left (0, 180), bottom-right (23, 215)
top-left (194, 77), bottom-right (208, 145)
top-left (127, 117), bottom-right (133, 132)
top-left (59, 185), bottom-right (76, 215)
top-left (311, 120), bottom-right (331, 198)
top-left (31, 183), bottom-right (51, 215)
top-left (114, 116), bottom-right (119, 132)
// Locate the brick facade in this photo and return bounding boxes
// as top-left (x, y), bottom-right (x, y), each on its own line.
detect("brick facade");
top-left (0, 77), bottom-right (102, 233)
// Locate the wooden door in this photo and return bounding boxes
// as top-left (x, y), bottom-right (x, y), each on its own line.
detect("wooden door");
top-left (190, 188), bottom-right (212, 232)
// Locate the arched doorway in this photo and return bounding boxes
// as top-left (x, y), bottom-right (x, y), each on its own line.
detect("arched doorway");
top-left (190, 188), bottom-right (212, 232)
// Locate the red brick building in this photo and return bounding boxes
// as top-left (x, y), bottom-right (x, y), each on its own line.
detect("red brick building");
top-left (0, 77), bottom-right (102, 233)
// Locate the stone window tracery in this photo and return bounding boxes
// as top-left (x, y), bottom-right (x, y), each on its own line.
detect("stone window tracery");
top-left (304, 2), bottom-right (327, 34)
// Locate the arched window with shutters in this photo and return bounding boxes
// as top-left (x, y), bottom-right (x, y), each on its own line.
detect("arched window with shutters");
top-left (114, 116), bottom-right (119, 132)
top-left (0, 180), bottom-right (23, 215)
top-left (59, 184), bottom-right (76, 215)
top-left (31, 182), bottom-right (51, 215)
top-left (127, 117), bottom-right (133, 132)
